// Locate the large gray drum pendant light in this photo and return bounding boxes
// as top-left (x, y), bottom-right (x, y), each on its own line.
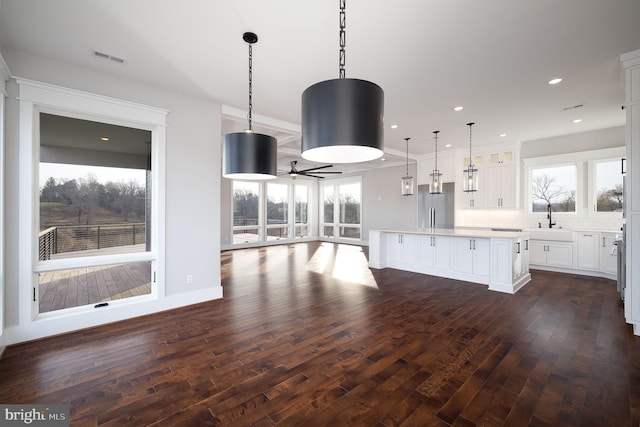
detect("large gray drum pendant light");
top-left (223, 32), bottom-right (277, 180)
top-left (301, 0), bottom-right (384, 164)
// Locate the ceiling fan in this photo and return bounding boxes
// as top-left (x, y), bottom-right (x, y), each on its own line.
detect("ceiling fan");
top-left (281, 160), bottom-right (342, 179)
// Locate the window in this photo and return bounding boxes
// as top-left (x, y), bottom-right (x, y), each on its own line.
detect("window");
top-left (266, 182), bottom-right (288, 240)
top-left (530, 165), bottom-right (576, 213)
top-left (233, 181), bottom-right (260, 243)
top-left (594, 159), bottom-right (623, 212)
top-left (294, 184), bottom-right (309, 238)
top-left (322, 184), bottom-right (335, 237)
top-left (37, 113), bottom-right (155, 313)
top-left (231, 179), bottom-right (312, 244)
top-left (339, 182), bottom-right (361, 239)
top-left (321, 178), bottom-right (362, 240)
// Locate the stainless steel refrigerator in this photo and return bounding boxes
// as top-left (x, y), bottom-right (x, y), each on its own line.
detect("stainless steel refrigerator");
top-left (417, 182), bottom-right (455, 229)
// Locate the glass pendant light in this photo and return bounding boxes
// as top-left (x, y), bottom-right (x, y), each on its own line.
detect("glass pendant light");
top-left (301, 0), bottom-right (384, 163)
top-left (223, 32), bottom-right (277, 180)
top-left (463, 122), bottom-right (478, 192)
top-left (429, 130), bottom-right (443, 195)
top-left (401, 137), bottom-right (414, 196)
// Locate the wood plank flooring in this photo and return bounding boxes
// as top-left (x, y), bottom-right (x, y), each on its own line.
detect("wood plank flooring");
top-left (38, 261), bottom-right (151, 313)
top-left (1, 241), bottom-right (639, 426)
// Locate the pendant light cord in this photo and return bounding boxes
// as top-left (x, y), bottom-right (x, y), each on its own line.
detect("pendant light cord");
top-left (248, 42), bottom-right (254, 132)
top-left (339, 0), bottom-right (346, 79)
top-left (467, 122), bottom-right (475, 171)
top-left (433, 131), bottom-right (439, 171)
top-left (405, 137), bottom-right (410, 175)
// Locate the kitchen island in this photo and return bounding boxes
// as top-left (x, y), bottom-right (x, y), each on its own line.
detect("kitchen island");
top-left (369, 228), bottom-right (531, 293)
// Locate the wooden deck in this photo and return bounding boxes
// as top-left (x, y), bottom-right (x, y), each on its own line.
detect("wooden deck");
top-left (2, 241), bottom-right (639, 425)
top-left (39, 261), bottom-right (151, 313)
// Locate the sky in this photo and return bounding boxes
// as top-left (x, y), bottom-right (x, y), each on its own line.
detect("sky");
top-left (39, 163), bottom-right (146, 189)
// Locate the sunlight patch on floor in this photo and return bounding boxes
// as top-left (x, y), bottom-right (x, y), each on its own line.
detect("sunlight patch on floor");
top-left (306, 242), bottom-right (378, 289)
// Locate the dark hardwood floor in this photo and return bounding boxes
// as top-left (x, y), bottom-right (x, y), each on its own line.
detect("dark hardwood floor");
top-left (1, 241), bottom-right (639, 426)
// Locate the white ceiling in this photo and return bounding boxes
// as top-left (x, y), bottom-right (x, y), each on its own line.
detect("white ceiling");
top-left (1, 0), bottom-right (639, 175)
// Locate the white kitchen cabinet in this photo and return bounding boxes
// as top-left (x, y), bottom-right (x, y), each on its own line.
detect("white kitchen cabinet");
top-left (490, 236), bottom-right (530, 288)
top-left (600, 232), bottom-right (618, 275)
top-left (418, 151), bottom-right (456, 185)
top-left (419, 235), bottom-right (451, 270)
top-left (452, 237), bottom-right (491, 277)
top-left (387, 233), bottom-right (418, 268)
top-left (488, 150), bottom-right (514, 166)
top-left (486, 163), bottom-right (516, 208)
top-left (576, 232), bottom-right (600, 270)
top-left (529, 240), bottom-right (574, 268)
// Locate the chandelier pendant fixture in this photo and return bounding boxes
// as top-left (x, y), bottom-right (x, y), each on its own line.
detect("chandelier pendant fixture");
top-left (401, 137), bottom-right (414, 196)
top-left (429, 130), bottom-right (443, 195)
top-left (222, 32), bottom-right (277, 180)
top-left (463, 122), bottom-right (478, 192)
top-left (301, 0), bottom-right (384, 164)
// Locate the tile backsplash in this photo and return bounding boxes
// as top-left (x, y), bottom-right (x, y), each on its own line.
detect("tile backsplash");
top-left (456, 208), bottom-right (623, 232)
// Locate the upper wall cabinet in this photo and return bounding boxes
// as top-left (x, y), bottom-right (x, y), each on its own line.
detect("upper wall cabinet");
top-left (460, 145), bottom-right (520, 209)
top-left (417, 150), bottom-right (456, 185)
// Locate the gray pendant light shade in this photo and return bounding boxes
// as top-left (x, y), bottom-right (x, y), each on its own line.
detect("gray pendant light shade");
top-left (222, 32), bottom-right (277, 180)
top-left (301, 78), bottom-right (384, 163)
top-left (223, 132), bottom-right (277, 180)
top-left (300, 0), bottom-right (384, 164)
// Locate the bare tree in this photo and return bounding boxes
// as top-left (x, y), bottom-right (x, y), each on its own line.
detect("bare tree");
top-left (532, 174), bottom-right (566, 205)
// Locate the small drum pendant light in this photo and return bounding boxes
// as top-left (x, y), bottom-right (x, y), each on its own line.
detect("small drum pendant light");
top-left (301, 0), bottom-right (384, 163)
top-left (223, 32), bottom-right (277, 180)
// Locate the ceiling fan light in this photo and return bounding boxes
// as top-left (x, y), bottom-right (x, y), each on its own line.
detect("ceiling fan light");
top-left (301, 78), bottom-right (384, 163)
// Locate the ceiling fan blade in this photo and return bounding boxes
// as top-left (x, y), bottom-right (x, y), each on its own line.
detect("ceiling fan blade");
top-left (306, 171), bottom-right (342, 174)
top-left (298, 164), bottom-right (334, 173)
top-left (304, 174), bottom-right (325, 179)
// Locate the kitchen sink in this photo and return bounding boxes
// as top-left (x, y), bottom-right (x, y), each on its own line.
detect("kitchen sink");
top-left (526, 229), bottom-right (574, 242)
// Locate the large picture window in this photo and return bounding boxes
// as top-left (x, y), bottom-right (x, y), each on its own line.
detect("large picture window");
top-left (530, 164), bottom-right (577, 213)
top-left (37, 113), bottom-right (155, 313)
top-left (594, 159), bottom-right (623, 212)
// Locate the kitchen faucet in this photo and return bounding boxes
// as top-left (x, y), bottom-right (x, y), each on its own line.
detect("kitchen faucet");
top-left (547, 204), bottom-right (556, 228)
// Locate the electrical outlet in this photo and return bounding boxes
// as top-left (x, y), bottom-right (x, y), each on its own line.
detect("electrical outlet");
top-left (186, 274), bottom-right (193, 285)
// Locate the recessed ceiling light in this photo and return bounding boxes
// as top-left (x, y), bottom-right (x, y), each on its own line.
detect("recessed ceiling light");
top-left (499, 133), bottom-right (507, 137)
top-left (390, 124), bottom-right (398, 129)
top-left (571, 118), bottom-right (583, 123)
top-left (380, 157), bottom-right (386, 161)
top-left (548, 78), bottom-right (563, 85)
top-left (453, 106), bottom-right (464, 112)
top-left (445, 144), bottom-right (452, 148)
top-left (100, 136), bottom-right (110, 141)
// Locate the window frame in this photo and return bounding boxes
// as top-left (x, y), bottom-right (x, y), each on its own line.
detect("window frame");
top-left (528, 162), bottom-right (579, 215)
top-left (17, 79), bottom-right (167, 324)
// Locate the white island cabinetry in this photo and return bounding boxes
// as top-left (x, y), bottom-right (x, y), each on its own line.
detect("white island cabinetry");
top-left (369, 228), bottom-right (531, 294)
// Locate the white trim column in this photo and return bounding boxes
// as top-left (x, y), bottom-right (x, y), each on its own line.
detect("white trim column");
top-left (621, 48), bottom-right (640, 335)
top-left (0, 53), bottom-right (11, 348)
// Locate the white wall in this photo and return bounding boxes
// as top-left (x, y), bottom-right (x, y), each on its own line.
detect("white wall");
top-left (520, 126), bottom-right (624, 158)
top-left (2, 48), bottom-right (222, 342)
top-left (360, 163), bottom-right (418, 242)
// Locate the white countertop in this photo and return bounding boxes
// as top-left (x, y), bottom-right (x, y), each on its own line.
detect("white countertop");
top-left (371, 227), bottom-right (529, 239)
